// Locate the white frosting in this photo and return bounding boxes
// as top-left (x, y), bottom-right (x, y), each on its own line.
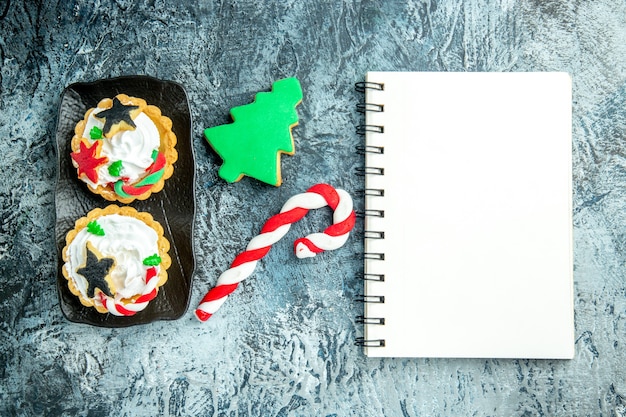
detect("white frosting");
top-left (80, 108), bottom-right (160, 188)
top-left (65, 214), bottom-right (160, 301)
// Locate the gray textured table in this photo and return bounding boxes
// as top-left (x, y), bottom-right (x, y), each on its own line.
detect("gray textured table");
top-left (1, 1), bottom-right (625, 416)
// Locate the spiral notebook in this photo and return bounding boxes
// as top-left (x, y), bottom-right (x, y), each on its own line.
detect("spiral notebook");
top-left (357, 72), bottom-right (574, 358)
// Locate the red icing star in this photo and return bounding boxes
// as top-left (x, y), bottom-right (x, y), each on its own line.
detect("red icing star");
top-left (71, 140), bottom-right (108, 183)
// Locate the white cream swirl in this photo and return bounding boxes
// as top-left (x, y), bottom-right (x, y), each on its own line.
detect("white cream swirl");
top-left (81, 108), bottom-right (160, 188)
top-left (65, 214), bottom-right (160, 301)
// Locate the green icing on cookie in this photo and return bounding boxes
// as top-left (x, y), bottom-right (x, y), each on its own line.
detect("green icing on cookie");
top-left (108, 160), bottom-right (123, 177)
top-left (89, 126), bottom-right (103, 140)
top-left (204, 77), bottom-right (303, 186)
top-left (143, 254), bottom-right (161, 266)
top-left (87, 220), bottom-right (105, 236)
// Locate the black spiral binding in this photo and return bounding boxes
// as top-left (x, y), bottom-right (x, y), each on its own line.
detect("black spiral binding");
top-left (355, 80), bottom-right (386, 349)
top-left (355, 81), bottom-right (384, 93)
top-left (355, 145), bottom-right (384, 155)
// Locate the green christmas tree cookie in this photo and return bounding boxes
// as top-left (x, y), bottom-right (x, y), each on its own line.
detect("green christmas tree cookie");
top-left (204, 77), bottom-right (303, 186)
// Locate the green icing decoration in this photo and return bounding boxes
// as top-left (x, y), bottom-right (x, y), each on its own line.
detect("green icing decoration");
top-left (87, 220), bottom-right (105, 236)
top-left (204, 77), bottom-right (303, 186)
top-left (143, 254), bottom-right (161, 266)
top-left (151, 149), bottom-right (159, 160)
top-left (108, 160), bottom-right (123, 177)
top-left (89, 126), bottom-right (103, 140)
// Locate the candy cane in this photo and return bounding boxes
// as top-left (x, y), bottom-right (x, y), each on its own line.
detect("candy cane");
top-left (113, 151), bottom-right (167, 198)
top-left (99, 267), bottom-right (160, 316)
top-left (195, 183), bottom-right (356, 322)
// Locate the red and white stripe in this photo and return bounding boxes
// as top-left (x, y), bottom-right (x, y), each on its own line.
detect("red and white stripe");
top-left (98, 266), bottom-right (160, 316)
top-left (195, 183), bottom-right (356, 322)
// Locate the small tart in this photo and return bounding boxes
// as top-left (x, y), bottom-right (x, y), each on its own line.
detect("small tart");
top-left (71, 94), bottom-right (178, 203)
top-left (62, 205), bottom-right (171, 315)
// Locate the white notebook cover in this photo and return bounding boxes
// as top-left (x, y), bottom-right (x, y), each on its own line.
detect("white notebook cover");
top-left (362, 72), bottom-right (574, 358)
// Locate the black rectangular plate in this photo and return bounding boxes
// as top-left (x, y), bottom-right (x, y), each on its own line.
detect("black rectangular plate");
top-left (54, 75), bottom-right (195, 327)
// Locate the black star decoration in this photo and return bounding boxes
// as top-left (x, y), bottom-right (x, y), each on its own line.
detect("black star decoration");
top-left (77, 243), bottom-right (115, 298)
top-left (94, 97), bottom-right (139, 137)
